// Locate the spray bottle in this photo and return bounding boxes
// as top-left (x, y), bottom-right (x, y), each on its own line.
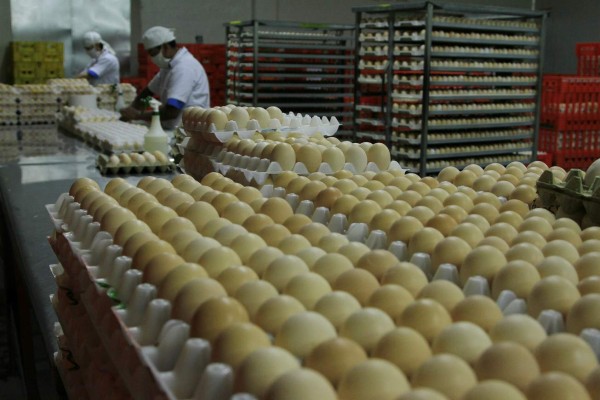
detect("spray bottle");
top-left (143, 97), bottom-right (170, 154)
top-left (114, 83), bottom-right (125, 112)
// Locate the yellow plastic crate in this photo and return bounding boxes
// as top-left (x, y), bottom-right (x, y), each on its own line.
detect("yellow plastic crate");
top-left (36, 42), bottom-right (64, 62)
top-left (12, 42), bottom-right (38, 62)
top-left (13, 62), bottom-right (39, 81)
top-left (39, 62), bottom-right (64, 80)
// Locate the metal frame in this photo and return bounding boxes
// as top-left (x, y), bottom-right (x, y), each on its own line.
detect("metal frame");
top-left (352, 0), bottom-right (548, 175)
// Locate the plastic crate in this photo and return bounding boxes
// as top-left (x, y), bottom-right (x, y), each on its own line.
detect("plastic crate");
top-left (13, 62), bottom-right (39, 82)
top-left (577, 43), bottom-right (600, 76)
top-left (40, 62), bottom-right (64, 80)
top-left (541, 74), bottom-right (600, 130)
top-left (11, 42), bottom-right (38, 62)
top-left (554, 152), bottom-right (600, 170)
top-left (539, 126), bottom-right (600, 153)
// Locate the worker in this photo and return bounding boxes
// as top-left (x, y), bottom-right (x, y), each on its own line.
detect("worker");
top-left (78, 31), bottom-right (120, 85)
top-left (120, 26), bottom-right (210, 130)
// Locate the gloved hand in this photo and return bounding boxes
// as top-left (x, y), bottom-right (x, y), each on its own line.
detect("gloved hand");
top-left (120, 106), bottom-right (141, 122)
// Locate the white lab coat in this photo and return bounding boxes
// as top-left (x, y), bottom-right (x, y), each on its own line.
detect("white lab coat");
top-left (83, 48), bottom-right (120, 85)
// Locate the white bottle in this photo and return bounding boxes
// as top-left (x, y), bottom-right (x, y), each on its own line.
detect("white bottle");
top-left (144, 98), bottom-right (170, 154)
top-left (115, 84), bottom-right (125, 112)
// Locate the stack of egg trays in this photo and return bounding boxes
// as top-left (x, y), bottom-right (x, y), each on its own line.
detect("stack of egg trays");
top-left (96, 154), bottom-right (175, 175)
top-left (46, 194), bottom-right (233, 400)
top-left (536, 169), bottom-right (600, 225)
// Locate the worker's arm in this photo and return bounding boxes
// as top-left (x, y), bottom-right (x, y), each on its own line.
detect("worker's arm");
top-left (120, 91), bottom-right (181, 123)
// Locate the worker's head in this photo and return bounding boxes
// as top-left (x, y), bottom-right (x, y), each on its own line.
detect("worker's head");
top-left (142, 26), bottom-right (177, 68)
top-left (83, 31), bottom-right (104, 58)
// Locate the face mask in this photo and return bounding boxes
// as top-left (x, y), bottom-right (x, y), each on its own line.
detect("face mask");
top-left (151, 52), bottom-right (171, 69)
top-left (86, 48), bottom-right (99, 59)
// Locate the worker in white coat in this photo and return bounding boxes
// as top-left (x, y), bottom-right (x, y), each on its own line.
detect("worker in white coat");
top-left (78, 31), bottom-right (120, 85)
top-left (120, 26), bottom-right (210, 130)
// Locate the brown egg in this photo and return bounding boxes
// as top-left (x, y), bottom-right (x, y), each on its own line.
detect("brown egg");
top-left (131, 239), bottom-right (176, 271)
top-left (566, 294), bottom-right (600, 334)
top-left (440, 205), bottom-right (468, 224)
top-left (382, 262), bottom-right (429, 297)
top-left (298, 180), bottom-right (327, 202)
top-left (575, 252), bottom-right (600, 280)
top-left (388, 216), bottom-right (425, 245)
top-left (284, 272), bottom-right (331, 309)
top-left (542, 239), bottom-right (580, 264)
top-left (199, 246), bottom-right (243, 278)
top-left (417, 281), bottom-right (465, 312)
top-left (408, 227), bottom-right (445, 256)
top-left (461, 214), bottom-right (490, 233)
top-left (451, 295), bottom-right (503, 333)
top-left (313, 186), bottom-right (343, 209)
top-left (305, 337), bottom-right (367, 387)
top-left (399, 299), bottom-right (452, 343)
top-left (527, 276), bottom-right (580, 318)
top-left (283, 214), bottom-right (312, 235)
top-left (254, 294), bottom-right (305, 335)
top-left (372, 328), bottom-right (431, 379)
top-left (438, 166), bottom-right (460, 182)
top-left (121, 231), bottom-right (160, 258)
top-left (213, 322), bottom-right (271, 369)
top-left (333, 268), bottom-right (380, 306)
top-left (459, 245), bottom-right (507, 285)
top-left (412, 354), bottom-right (477, 400)
top-left (536, 333), bottom-right (598, 382)
top-left (258, 197), bottom-right (294, 224)
top-left (330, 194), bottom-right (360, 215)
top-left (432, 322), bottom-right (492, 365)
top-left (424, 214), bottom-right (456, 237)
top-left (397, 190), bottom-right (423, 207)
top-left (143, 253), bottom-right (186, 287)
top-left (579, 276), bottom-right (600, 295)
top-left (275, 311), bottom-right (336, 358)
top-left (236, 347), bottom-right (300, 399)
top-left (259, 224), bottom-right (292, 247)
top-left (537, 255), bottom-right (579, 285)
top-left (318, 232), bottom-right (350, 253)
top-left (353, 250), bottom-right (396, 280)
top-left (172, 277), bottom-right (227, 322)
top-left (340, 308), bottom-right (396, 354)
top-left (475, 342), bottom-right (540, 391)
top-left (113, 219), bottom-right (152, 247)
top-left (338, 359), bottom-right (410, 400)
top-left (491, 260), bottom-right (540, 299)
top-left (431, 237), bottom-right (472, 272)
top-left (190, 296), bottom-right (249, 342)
top-left (453, 170), bottom-right (478, 187)
top-left (180, 236), bottom-right (221, 263)
top-left (157, 263), bottom-right (208, 302)
top-left (528, 372), bottom-right (591, 400)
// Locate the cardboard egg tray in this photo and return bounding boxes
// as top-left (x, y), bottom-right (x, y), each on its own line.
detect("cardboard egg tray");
top-left (183, 112), bottom-right (340, 142)
top-left (536, 169), bottom-right (600, 226)
top-left (96, 154), bottom-right (175, 175)
top-left (46, 195), bottom-right (234, 400)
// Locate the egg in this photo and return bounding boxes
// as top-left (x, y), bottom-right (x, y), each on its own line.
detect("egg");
top-left (381, 262), bottom-right (428, 297)
top-left (475, 342), bottom-right (540, 391)
top-left (228, 107), bottom-right (250, 128)
top-left (459, 245), bottom-right (507, 285)
top-left (333, 268), bottom-right (380, 306)
top-left (276, 233), bottom-right (312, 255)
top-left (499, 199), bottom-right (529, 217)
top-left (190, 296), bottom-right (249, 342)
top-left (282, 215), bottom-right (312, 235)
top-left (242, 214), bottom-right (276, 235)
top-left (213, 224), bottom-right (248, 246)
top-left (565, 294), bottom-right (600, 335)
top-left (397, 388), bottom-right (448, 400)
top-left (259, 197), bottom-right (294, 224)
top-left (275, 311), bottom-right (336, 358)
top-left (388, 216), bottom-right (425, 244)
top-left (417, 281), bottom-right (465, 312)
top-left (412, 354), bottom-right (477, 400)
top-left (527, 372), bottom-right (592, 400)
top-left (578, 276), bottom-right (600, 295)
top-left (451, 296), bottom-right (502, 333)
top-left (575, 252), bottom-right (600, 280)
top-left (313, 187), bottom-right (343, 210)
top-left (270, 142), bottom-right (296, 170)
top-left (144, 177), bottom-right (174, 195)
top-left (579, 240), bottom-right (600, 256)
top-left (318, 232), bottom-right (350, 253)
top-left (266, 368), bottom-right (337, 400)
top-left (399, 299), bottom-right (452, 343)
top-left (142, 252), bottom-right (186, 287)
top-left (432, 322), bottom-right (491, 365)
top-left (157, 263), bottom-right (208, 302)
top-left (340, 308), bottom-right (395, 353)
top-left (582, 226), bottom-right (600, 241)
top-left (440, 205), bottom-right (468, 224)
top-left (213, 322), bottom-right (271, 369)
top-left (216, 266), bottom-right (259, 296)
top-left (283, 272), bottom-right (331, 309)
top-left (180, 236), bottom-right (220, 263)
top-left (199, 246), bottom-right (243, 278)
top-left (431, 237), bottom-right (472, 271)
top-left (263, 255), bottom-right (309, 291)
top-left (453, 170), bottom-right (477, 187)
top-left (437, 166), bottom-right (460, 182)
top-left (527, 276), bottom-right (581, 318)
top-left (537, 255), bottom-right (579, 285)
top-left (322, 147), bottom-right (345, 172)
top-left (305, 338), bottom-right (367, 387)
top-left (408, 227), bottom-right (444, 256)
top-left (366, 143), bottom-right (391, 170)
top-left (228, 233), bottom-right (267, 265)
top-left (535, 333), bottom-right (598, 382)
top-left (121, 231), bottom-right (160, 258)
top-left (69, 177), bottom-right (100, 197)
top-left (235, 186), bottom-right (263, 204)
top-left (113, 219), bottom-right (152, 247)
top-left (294, 247), bottom-right (327, 269)
top-left (234, 280), bottom-right (279, 319)
top-left (331, 194), bottom-right (360, 215)
top-left (254, 294), bottom-right (305, 335)
top-left (131, 239), bottom-right (176, 271)
top-left (157, 216), bottom-right (196, 242)
top-left (338, 359), bottom-right (410, 400)
top-left (312, 292), bottom-right (361, 331)
top-left (172, 277), bottom-right (227, 322)
top-left (491, 260), bottom-right (540, 299)
top-left (586, 367), bottom-right (600, 399)
top-left (249, 107), bottom-right (271, 129)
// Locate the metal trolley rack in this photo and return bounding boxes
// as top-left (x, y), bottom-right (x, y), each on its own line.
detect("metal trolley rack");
top-left (352, 1), bottom-right (547, 175)
top-left (225, 20), bottom-right (355, 137)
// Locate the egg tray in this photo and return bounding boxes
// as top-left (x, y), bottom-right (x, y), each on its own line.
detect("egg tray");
top-left (53, 330), bottom-right (91, 400)
top-left (46, 195), bottom-right (235, 400)
top-left (536, 169), bottom-right (600, 226)
top-left (96, 154), bottom-right (175, 176)
top-left (183, 113), bottom-right (340, 142)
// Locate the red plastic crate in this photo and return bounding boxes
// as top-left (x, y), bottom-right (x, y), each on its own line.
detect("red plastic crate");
top-left (554, 152), bottom-right (600, 170)
top-left (542, 74), bottom-right (600, 130)
top-left (577, 43), bottom-right (600, 76)
top-left (536, 151), bottom-right (553, 166)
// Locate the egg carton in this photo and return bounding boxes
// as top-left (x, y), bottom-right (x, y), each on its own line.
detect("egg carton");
top-left (96, 153), bottom-right (175, 175)
top-left (536, 169), bottom-right (600, 227)
top-left (46, 195), bottom-right (238, 400)
top-left (185, 112), bottom-right (340, 141)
